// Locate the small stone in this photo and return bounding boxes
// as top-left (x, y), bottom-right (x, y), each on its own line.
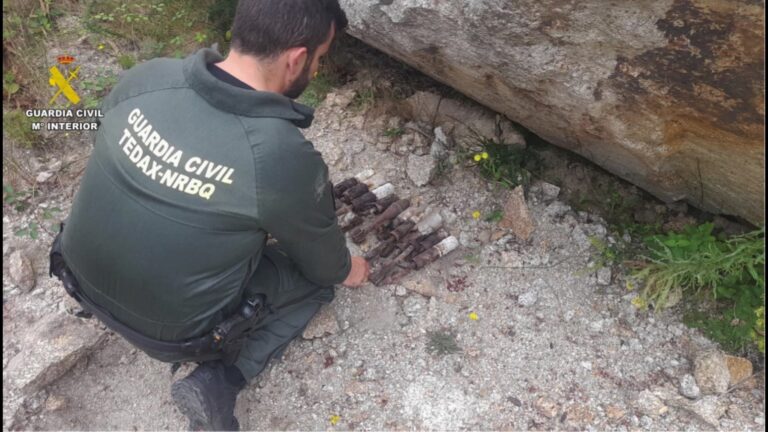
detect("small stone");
top-left (302, 305), bottom-right (340, 339)
top-left (679, 374), bottom-right (701, 399)
top-left (596, 267), bottom-right (612, 286)
top-left (694, 350), bottom-right (730, 395)
top-left (539, 182), bottom-right (560, 202)
top-left (402, 278), bottom-right (436, 297)
top-left (755, 416), bottom-right (764, 425)
top-left (544, 201), bottom-right (571, 219)
top-left (724, 355), bottom-right (754, 389)
top-left (499, 186), bottom-right (535, 241)
top-left (43, 395), bottom-right (66, 412)
top-left (478, 230), bottom-right (491, 243)
top-left (534, 397), bottom-right (559, 418)
top-left (9, 251), bottom-right (36, 292)
top-left (517, 290), bottom-right (538, 307)
top-left (36, 171), bottom-right (53, 183)
top-left (406, 153), bottom-right (436, 187)
top-left (402, 296), bottom-right (426, 317)
top-left (634, 390), bottom-right (668, 417)
top-left (565, 404), bottom-right (595, 427)
top-left (430, 126), bottom-right (450, 161)
top-left (490, 230), bottom-right (506, 242)
top-left (580, 361), bottom-right (592, 370)
top-left (605, 405), bottom-right (626, 420)
top-left (395, 285), bottom-right (407, 296)
top-left (688, 395), bottom-right (727, 427)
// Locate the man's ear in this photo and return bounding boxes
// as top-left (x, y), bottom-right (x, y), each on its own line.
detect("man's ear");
top-left (285, 46), bottom-right (309, 80)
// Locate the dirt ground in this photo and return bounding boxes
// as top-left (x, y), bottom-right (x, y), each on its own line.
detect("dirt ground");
top-left (3, 12), bottom-right (765, 432)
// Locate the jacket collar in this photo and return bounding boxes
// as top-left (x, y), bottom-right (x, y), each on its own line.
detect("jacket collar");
top-left (183, 48), bottom-right (315, 128)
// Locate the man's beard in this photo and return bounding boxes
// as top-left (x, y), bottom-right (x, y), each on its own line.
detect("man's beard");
top-left (283, 61), bottom-right (312, 99)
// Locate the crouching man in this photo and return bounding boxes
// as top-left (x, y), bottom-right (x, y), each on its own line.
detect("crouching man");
top-left (49, 1), bottom-right (369, 430)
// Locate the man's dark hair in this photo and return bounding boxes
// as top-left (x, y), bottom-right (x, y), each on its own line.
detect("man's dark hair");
top-left (231, 0), bottom-right (348, 60)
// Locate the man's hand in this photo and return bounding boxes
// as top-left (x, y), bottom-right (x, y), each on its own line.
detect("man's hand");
top-left (342, 256), bottom-right (369, 288)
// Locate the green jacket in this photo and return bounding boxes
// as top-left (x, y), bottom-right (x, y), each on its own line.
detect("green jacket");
top-left (61, 48), bottom-right (351, 341)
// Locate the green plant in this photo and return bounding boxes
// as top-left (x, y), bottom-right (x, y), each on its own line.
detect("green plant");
top-left (484, 209), bottom-right (504, 223)
top-left (350, 87), bottom-right (375, 111)
top-left (426, 329), bottom-right (460, 356)
top-left (3, 184), bottom-right (31, 212)
top-left (635, 223), bottom-right (765, 352)
top-left (3, 71), bottom-right (21, 100)
top-left (117, 54), bottom-right (136, 70)
top-left (383, 127), bottom-right (405, 138)
top-left (194, 31), bottom-right (208, 43)
top-left (15, 221), bottom-right (39, 239)
top-left (80, 74), bottom-right (119, 108)
top-left (297, 71), bottom-right (338, 108)
top-left (470, 138), bottom-right (535, 189)
top-left (582, 236), bottom-right (622, 273)
top-left (3, 110), bottom-right (41, 148)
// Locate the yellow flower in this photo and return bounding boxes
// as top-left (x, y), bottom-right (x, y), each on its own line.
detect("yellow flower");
top-left (468, 312), bottom-right (479, 321)
top-left (472, 210), bottom-right (481, 220)
top-left (631, 296), bottom-right (647, 310)
top-left (329, 415), bottom-right (341, 426)
top-left (473, 154), bottom-right (482, 162)
top-left (481, 152), bottom-right (489, 159)
top-left (97, 43), bottom-right (105, 50)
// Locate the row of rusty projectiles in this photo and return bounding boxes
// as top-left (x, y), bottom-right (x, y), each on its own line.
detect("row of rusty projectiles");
top-left (333, 171), bottom-right (458, 286)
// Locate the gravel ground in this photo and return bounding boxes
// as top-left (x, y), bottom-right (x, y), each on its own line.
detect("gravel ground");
top-left (2, 23), bottom-right (764, 431)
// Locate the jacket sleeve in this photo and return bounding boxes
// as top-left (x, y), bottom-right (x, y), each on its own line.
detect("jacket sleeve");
top-left (254, 138), bottom-right (351, 286)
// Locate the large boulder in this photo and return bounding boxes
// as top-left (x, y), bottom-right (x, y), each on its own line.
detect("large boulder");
top-left (340, 0), bottom-right (765, 224)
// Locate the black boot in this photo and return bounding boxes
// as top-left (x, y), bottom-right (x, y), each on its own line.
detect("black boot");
top-left (171, 360), bottom-right (246, 431)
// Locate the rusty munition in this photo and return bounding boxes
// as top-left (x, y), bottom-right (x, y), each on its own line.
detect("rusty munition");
top-left (412, 235), bottom-right (459, 268)
top-left (339, 212), bottom-right (363, 232)
top-left (350, 183), bottom-right (395, 214)
top-left (333, 177), bottom-right (358, 197)
top-left (341, 182), bottom-right (369, 204)
top-left (369, 243), bottom-right (416, 285)
top-left (350, 198), bottom-right (410, 244)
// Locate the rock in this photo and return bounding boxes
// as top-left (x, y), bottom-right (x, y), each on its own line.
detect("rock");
top-left (478, 230), bottom-right (491, 243)
top-left (402, 278), bottom-right (437, 298)
top-left (605, 405), bottom-right (626, 421)
top-left (543, 201), bottom-right (571, 220)
top-left (633, 207), bottom-right (658, 224)
top-left (564, 404), bottom-right (595, 427)
top-left (395, 285), bottom-right (408, 296)
top-left (596, 267), bottom-right (612, 286)
top-left (36, 171), bottom-right (54, 183)
top-left (517, 289), bottom-right (538, 307)
top-left (403, 296), bottom-right (426, 317)
top-left (9, 251), bottom-right (36, 292)
top-left (679, 374), bottom-right (701, 399)
top-left (302, 305), bottom-right (340, 339)
top-left (406, 153), bottom-right (437, 187)
top-left (634, 390), bottom-right (668, 417)
top-left (712, 216), bottom-right (749, 237)
top-left (724, 355), bottom-right (755, 389)
top-left (538, 182), bottom-right (560, 202)
top-left (499, 186), bottom-right (535, 241)
top-left (688, 396), bottom-right (727, 427)
top-left (666, 201), bottom-right (688, 214)
top-left (430, 126), bottom-right (450, 161)
top-left (663, 214), bottom-right (698, 233)
top-left (401, 91), bottom-right (526, 148)
top-left (324, 89), bottom-right (356, 108)
top-left (694, 350), bottom-right (730, 395)
top-left (43, 394), bottom-right (66, 412)
top-left (534, 396), bottom-right (559, 419)
top-left (5, 313), bottom-right (106, 394)
top-left (340, 1), bottom-right (764, 225)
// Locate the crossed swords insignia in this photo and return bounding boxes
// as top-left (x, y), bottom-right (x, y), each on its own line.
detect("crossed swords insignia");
top-left (49, 65), bottom-right (81, 106)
